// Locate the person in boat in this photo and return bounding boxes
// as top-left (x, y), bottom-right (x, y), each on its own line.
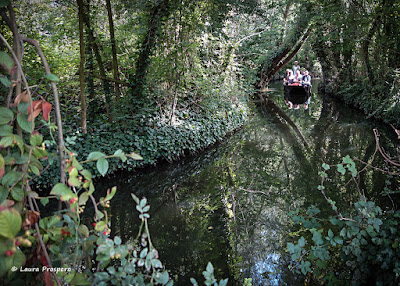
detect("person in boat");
top-left (283, 69), bottom-right (292, 85)
top-left (288, 70), bottom-right (297, 85)
top-left (284, 70), bottom-right (295, 108)
top-left (292, 61), bottom-right (300, 75)
top-left (302, 70), bottom-right (311, 86)
top-left (301, 71), bottom-right (311, 110)
top-left (295, 69), bottom-right (302, 83)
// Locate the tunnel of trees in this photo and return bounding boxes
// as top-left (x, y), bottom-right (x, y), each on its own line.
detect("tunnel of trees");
top-left (0, 0), bottom-right (399, 285)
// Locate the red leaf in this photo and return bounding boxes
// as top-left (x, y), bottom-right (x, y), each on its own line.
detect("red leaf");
top-left (28, 100), bottom-right (43, 114)
top-left (28, 108), bottom-right (42, 122)
top-left (0, 165), bottom-right (4, 178)
top-left (41, 101), bottom-right (52, 122)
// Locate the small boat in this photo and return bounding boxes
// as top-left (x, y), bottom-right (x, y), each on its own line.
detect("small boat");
top-left (284, 84), bottom-right (311, 104)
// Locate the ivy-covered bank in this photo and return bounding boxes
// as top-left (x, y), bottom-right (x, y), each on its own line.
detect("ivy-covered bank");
top-left (38, 102), bottom-right (248, 187)
top-left (328, 72), bottom-right (400, 126)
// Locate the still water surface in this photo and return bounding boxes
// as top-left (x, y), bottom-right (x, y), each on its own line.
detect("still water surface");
top-left (96, 81), bottom-right (399, 285)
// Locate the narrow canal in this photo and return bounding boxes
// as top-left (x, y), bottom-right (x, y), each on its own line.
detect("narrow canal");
top-left (95, 81), bottom-right (399, 285)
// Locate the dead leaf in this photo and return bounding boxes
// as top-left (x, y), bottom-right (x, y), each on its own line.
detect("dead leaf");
top-left (28, 108), bottom-right (42, 122)
top-left (41, 101), bottom-right (52, 122)
top-left (13, 91), bottom-right (29, 106)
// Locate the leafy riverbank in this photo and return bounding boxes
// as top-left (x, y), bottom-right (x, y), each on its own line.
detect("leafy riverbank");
top-left (322, 71), bottom-right (400, 126)
top-left (38, 100), bottom-right (248, 187)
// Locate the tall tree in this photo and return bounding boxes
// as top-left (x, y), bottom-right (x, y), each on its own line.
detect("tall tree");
top-left (77, 0), bottom-right (87, 133)
top-left (130, 0), bottom-right (171, 103)
top-left (82, 0), bottom-right (113, 122)
top-left (106, 0), bottom-right (120, 98)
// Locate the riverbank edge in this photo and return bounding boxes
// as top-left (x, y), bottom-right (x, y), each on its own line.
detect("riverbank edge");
top-left (320, 83), bottom-right (400, 127)
top-left (37, 103), bottom-right (249, 186)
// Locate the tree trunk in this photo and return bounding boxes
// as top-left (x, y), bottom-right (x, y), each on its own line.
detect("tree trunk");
top-left (106, 0), bottom-right (120, 98)
top-left (77, 0), bottom-right (87, 134)
top-left (130, 0), bottom-right (171, 103)
top-left (0, 5), bottom-right (23, 104)
top-left (258, 26), bottom-right (312, 89)
top-left (361, 1), bottom-right (384, 85)
top-left (85, 39), bottom-right (96, 117)
top-left (82, 0), bottom-right (113, 122)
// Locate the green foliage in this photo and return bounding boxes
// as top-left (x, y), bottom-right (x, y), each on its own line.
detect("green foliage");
top-left (190, 262), bottom-right (228, 286)
top-left (287, 156), bottom-right (400, 285)
top-left (334, 70), bottom-right (400, 125)
top-left (0, 40), bottom-right (230, 285)
top-left (36, 100), bottom-right (248, 186)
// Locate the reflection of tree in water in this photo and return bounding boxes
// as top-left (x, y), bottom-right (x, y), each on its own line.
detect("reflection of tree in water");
top-left (92, 83), bottom-right (399, 285)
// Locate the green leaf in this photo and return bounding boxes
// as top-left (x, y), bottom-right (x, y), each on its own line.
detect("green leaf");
top-left (299, 260), bottom-right (311, 275)
top-left (131, 193), bottom-right (139, 204)
top-left (2, 171), bottom-right (22, 186)
top-left (44, 73), bottom-right (60, 82)
top-left (113, 149), bottom-right (127, 162)
top-left (140, 248), bottom-right (148, 258)
top-left (78, 224), bottom-right (90, 237)
top-left (0, 107), bottom-right (13, 125)
top-left (0, 153), bottom-right (3, 171)
top-left (95, 210), bottom-right (104, 220)
top-left (0, 136), bottom-right (13, 148)
top-left (114, 236), bottom-right (122, 245)
top-left (0, 51), bottom-right (13, 72)
top-left (97, 158), bottom-right (109, 176)
top-left (312, 230), bottom-right (324, 246)
top-left (0, 186), bottom-right (8, 205)
top-left (139, 198), bottom-right (147, 208)
top-left (50, 183), bottom-right (74, 201)
top-left (87, 151), bottom-right (106, 161)
top-left (79, 192), bottom-right (89, 205)
top-left (40, 197), bottom-right (49, 206)
top-left (337, 164), bottom-right (346, 175)
top-left (95, 221), bottom-right (107, 232)
top-left (30, 133), bottom-right (43, 146)
top-left (342, 155), bottom-right (353, 165)
top-left (328, 229), bottom-right (334, 238)
top-left (322, 163), bottom-right (330, 170)
top-left (0, 125), bottom-right (12, 136)
top-left (11, 187), bottom-right (24, 201)
top-left (298, 236), bottom-right (305, 247)
top-left (157, 271), bottom-right (170, 285)
top-left (0, 76), bottom-right (11, 87)
top-left (80, 169), bottom-right (92, 180)
top-left (127, 152), bottom-right (143, 160)
top-left (206, 262), bottom-right (214, 273)
top-left (0, 208), bottom-right (22, 238)
top-left (105, 186), bottom-right (117, 201)
top-left (151, 258), bottom-right (162, 268)
top-left (17, 113), bottom-right (33, 133)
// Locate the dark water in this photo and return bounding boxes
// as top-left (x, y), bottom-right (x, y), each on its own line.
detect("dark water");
top-left (96, 81), bottom-right (399, 285)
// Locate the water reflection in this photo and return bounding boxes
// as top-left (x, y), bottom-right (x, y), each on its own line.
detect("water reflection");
top-left (96, 81), bottom-right (399, 285)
